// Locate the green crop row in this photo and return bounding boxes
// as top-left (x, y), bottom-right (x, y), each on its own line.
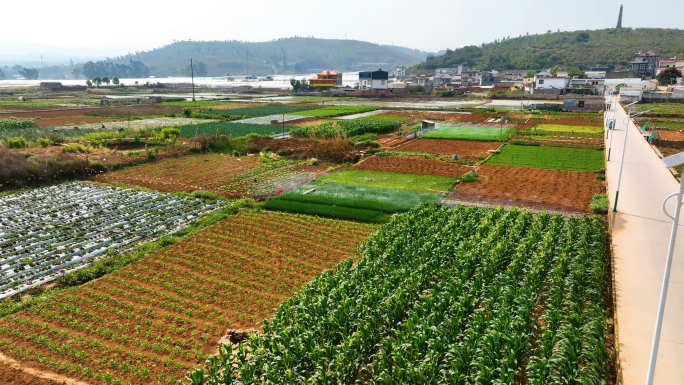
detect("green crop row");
top-left (188, 204), bottom-right (610, 384)
top-left (290, 120), bottom-right (400, 138)
top-left (178, 122), bottom-right (293, 138)
top-left (203, 105), bottom-right (315, 117)
top-left (484, 144), bottom-right (605, 172)
top-left (290, 105), bottom-right (378, 117)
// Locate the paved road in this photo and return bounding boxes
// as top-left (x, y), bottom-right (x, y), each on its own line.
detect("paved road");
top-left (606, 98), bottom-right (684, 385)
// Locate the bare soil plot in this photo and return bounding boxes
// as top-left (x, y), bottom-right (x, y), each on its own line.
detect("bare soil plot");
top-left (452, 164), bottom-right (603, 212)
top-left (656, 130), bottom-right (684, 141)
top-left (31, 116), bottom-right (110, 127)
top-left (391, 138), bottom-right (500, 158)
top-left (353, 155), bottom-right (472, 177)
top-left (0, 210), bottom-right (376, 385)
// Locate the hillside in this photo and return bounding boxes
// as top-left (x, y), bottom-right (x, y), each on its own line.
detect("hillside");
top-left (112, 38), bottom-right (428, 77)
top-left (414, 28), bottom-right (684, 71)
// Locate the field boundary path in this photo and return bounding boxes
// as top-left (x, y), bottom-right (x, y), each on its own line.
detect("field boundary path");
top-left (606, 100), bottom-right (684, 385)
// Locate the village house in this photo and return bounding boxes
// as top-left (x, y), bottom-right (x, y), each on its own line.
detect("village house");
top-left (359, 69), bottom-right (389, 90)
top-left (631, 51), bottom-right (659, 79)
top-left (308, 70), bottom-right (343, 90)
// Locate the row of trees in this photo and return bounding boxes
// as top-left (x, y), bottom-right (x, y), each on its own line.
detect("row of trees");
top-left (76, 59), bottom-right (150, 79)
top-left (86, 76), bottom-right (120, 87)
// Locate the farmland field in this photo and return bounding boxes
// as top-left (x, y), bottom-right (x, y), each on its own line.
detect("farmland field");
top-left (287, 105), bottom-right (378, 118)
top-left (533, 124), bottom-right (604, 133)
top-left (390, 138), bottom-right (500, 158)
top-left (0, 210), bottom-right (376, 385)
top-left (452, 165), bottom-right (603, 212)
top-left (485, 144), bottom-right (605, 172)
top-left (178, 122), bottom-right (294, 138)
top-left (191, 204), bottom-right (612, 384)
top-left (98, 157), bottom-right (326, 198)
top-left (0, 183), bottom-right (220, 298)
top-left (353, 155), bottom-right (472, 177)
top-left (422, 126), bottom-right (513, 141)
top-left (264, 181), bottom-right (441, 223)
top-left (318, 169), bottom-right (456, 193)
top-left (203, 105), bottom-right (315, 117)
top-left (353, 114), bottom-right (412, 122)
top-left (97, 154), bottom-right (262, 192)
top-left (290, 119), bottom-right (400, 138)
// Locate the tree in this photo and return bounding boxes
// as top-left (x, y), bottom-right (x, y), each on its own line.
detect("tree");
top-left (11, 64), bottom-right (22, 72)
top-left (72, 68), bottom-right (83, 79)
top-left (523, 70), bottom-right (537, 78)
top-left (615, 83), bottom-right (628, 90)
top-left (102, 76), bottom-right (110, 86)
top-left (568, 69), bottom-right (587, 78)
top-left (86, 80), bottom-right (93, 88)
top-left (656, 67), bottom-right (683, 85)
top-left (549, 66), bottom-right (561, 76)
top-left (19, 68), bottom-right (39, 80)
top-left (92, 77), bottom-right (102, 87)
top-left (112, 76), bottom-right (120, 85)
top-left (0, 69), bottom-right (5, 80)
top-left (187, 61), bottom-right (207, 77)
top-left (290, 78), bottom-right (309, 92)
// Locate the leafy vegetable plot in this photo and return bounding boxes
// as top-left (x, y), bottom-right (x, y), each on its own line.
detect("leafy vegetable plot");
top-left (485, 144), bottom-right (606, 172)
top-left (422, 125), bottom-right (513, 141)
top-left (190, 204), bottom-right (611, 384)
top-left (178, 122), bottom-right (293, 138)
top-left (0, 183), bottom-right (220, 298)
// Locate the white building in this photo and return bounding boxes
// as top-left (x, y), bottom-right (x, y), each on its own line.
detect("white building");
top-left (395, 66), bottom-right (406, 78)
top-left (556, 71), bottom-right (569, 78)
top-left (569, 78), bottom-right (605, 94)
top-left (586, 71), bottom-right (607, 79)
top-left (619, 87), bottom-right (643, 102)
top-left (359, 70), bottom-right (389, 90)
top-left (532, 72), bottom-right (568, 94)
top-left (657, 58), bottom-right (684, 76)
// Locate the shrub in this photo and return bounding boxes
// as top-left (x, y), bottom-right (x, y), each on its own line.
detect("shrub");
top-left (437, 90), bottom-right (454, 97)
top-left (4, 136), bottom-right (29, 148)
top-left (89, 161), bottom-right (106, 171)
top-left (161, 127), bottom-right (180, 139)
top-left (458, 172), bottom-right (480, 183)
top-left (510, 140), bottom-right (540, 146)
top-left (35, 138), bottom-right (53, 148)
top-left (232, 150), bottom-right (240, 157)
top-left (590, 194), bottom-right (609, 214)
top-left (596, 174), bottom-right (606, 181)
top-left (183, 108), bottom-right (192, 118)
top-left (146, 147), bottom-right (159, 160)
top-left (61, 144), bottom-right (92, 154)
top-left (0, 119), bottom-right (39, 131)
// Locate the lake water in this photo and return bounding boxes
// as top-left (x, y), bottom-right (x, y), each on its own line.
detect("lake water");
top-left (0, 72), bottom-right (361, 90)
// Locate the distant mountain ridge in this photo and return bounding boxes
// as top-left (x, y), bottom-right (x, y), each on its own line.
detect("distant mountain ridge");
top-left (111, 38), bottom-right (431, 77)
top-left (413, 28), bottom-right (684, 71)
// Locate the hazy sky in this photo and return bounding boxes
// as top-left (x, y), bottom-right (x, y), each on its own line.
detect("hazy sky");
top-left (1, 0), bottom-right (682, 57)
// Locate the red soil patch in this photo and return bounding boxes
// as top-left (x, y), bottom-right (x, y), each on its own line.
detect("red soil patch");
top-left (452, 164), bottom-right (603, 212)
top-left (0, 363), bottom-right (67, 385)
top-left (31, 116), bottom-right (110, 127)
top-left (0, 211), bottom-right (376, 385)
top-left (97, 153), bottom-right (262, 192)
top-left (354, 155), bottom-right (472, 177)
top-left (657, 130), bottom-right (684, 141)
top-left (390, 138), bottom-right (500, 158)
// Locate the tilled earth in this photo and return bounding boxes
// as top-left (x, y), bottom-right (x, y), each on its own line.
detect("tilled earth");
top-left (390, 138), bottom-right (501, 158)
top-left (353, 155), bottom-right (472, 177)
top-left (451, 164), bottom-right (603, 213)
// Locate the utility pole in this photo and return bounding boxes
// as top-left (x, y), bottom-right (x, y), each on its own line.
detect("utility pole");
top-left (191, 58), bottom-right (195, 102)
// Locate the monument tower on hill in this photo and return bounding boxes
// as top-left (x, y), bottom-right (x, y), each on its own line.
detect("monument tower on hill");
top-left (616, 4), bottom-right (623, 28)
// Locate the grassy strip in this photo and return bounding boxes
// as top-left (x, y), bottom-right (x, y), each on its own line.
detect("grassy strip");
top-left (0, 197), bottom-right (259, 318)
top-left (178, 122), bottom-right (294, 137)
top-left (422, 126), bottom-right (512, 141)
top-left (263, 199), bottom-right (390, 223)
top-left (287, 105), bottom-right (378, 117)
top-left (484, 144), bottom-right (605, 172)
top-left (270, 190), bottom-right (416, 214)
top-left (375, 151), bottom-right (436, 158)
top-left (204, 105), bottom-right (315, 117)
top-left (534, 124), bottom-right (603, 133)
top-left (590, 194), bottom-right (609, 214)
top-left (318, 169), bottom-right (456, 194)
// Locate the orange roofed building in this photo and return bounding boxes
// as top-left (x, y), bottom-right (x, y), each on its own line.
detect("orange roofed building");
top-left (308, 70), bottom-right (343, 90)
